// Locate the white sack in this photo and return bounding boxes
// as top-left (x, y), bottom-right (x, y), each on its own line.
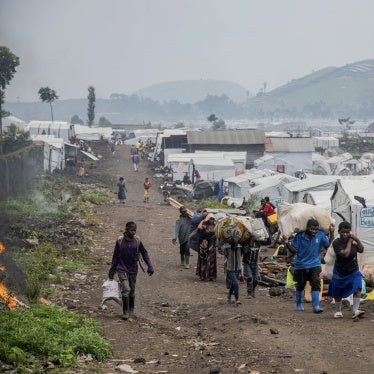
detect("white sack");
top-left (101, 279), bottom-right (121, 306)
top-left (277, 202), bottom-right (334, 238)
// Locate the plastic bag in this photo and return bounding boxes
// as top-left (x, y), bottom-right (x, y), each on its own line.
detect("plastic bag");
top-left (286, 266), bottom-right (297, 287)
top-left (101, 279), bottom-right (121, 306)
top-left (322, 244), bottom-right (336, 280)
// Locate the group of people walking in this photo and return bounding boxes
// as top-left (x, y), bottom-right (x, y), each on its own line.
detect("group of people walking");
top-left (108, 144), bottom-right (366, 322)
top-left (171, 206), bottom-right (261, 305)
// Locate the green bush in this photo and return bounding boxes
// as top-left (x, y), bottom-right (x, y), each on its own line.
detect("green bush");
top-left (80, 190), bottom-right (109, 205)
top-left (0, 305), bottom-right (112, 371)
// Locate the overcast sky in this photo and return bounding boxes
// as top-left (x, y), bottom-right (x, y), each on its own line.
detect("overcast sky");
top-left (1, 0), bottom-right (374, 102)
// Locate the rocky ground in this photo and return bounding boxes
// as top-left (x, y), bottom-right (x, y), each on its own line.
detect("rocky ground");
top-left (61, 140), bottom-right (374, 374)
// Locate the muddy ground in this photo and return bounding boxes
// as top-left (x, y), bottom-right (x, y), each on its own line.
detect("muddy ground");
top-left (61, 140), bottom-right (374, 374)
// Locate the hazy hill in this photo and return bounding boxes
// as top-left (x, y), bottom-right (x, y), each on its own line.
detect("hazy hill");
top-left (246, 59), bottom-right (374, 118)
top-left (4, 60), bottom-right (374, 122)
top-left (134, 79), bottom-right (249, 103)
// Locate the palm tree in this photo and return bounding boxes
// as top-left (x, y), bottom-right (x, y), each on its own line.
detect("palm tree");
top-left (38, 87), bottom-right (58, 122)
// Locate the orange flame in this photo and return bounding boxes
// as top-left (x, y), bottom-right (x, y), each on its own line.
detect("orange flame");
top-left (0, 241), bottom-right (17, 310)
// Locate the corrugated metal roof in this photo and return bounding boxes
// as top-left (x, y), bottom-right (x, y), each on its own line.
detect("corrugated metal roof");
top-left (265, 137), bottom-right (315, 152)
top-left (187, 130), bottom-right (265, 145)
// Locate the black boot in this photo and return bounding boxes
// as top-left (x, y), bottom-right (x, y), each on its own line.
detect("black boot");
top-left (122, 297), bottom-right (130, 320)
top-left (129, 296), bottom-right (135, 318)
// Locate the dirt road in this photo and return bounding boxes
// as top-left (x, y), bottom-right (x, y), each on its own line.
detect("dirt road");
top-left (64, 141), bottom-right (374, 374)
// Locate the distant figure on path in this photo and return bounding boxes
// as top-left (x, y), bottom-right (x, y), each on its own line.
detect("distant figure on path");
top-left (132, 153), bottom-right (139, 171)
top-left (117, 177), bottom-right (127, 204)
top-left (143, 177), bottom-right (152, 203)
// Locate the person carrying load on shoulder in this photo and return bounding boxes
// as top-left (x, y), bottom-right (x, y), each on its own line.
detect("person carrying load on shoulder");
top-left (283, 218), bottom-right (334, 313)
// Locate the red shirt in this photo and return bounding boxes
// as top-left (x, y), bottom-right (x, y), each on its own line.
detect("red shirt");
top-left (144, 181), bottom-right (152, 190)
top-left (261, 202), bottom-right (275, 216)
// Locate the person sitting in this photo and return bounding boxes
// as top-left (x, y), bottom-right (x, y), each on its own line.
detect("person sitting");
top-left (183, 173), bottom-right (192, 185)
top-left (260, 197), bottom-right (276, 217)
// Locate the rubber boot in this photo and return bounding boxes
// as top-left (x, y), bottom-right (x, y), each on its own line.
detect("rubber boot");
top-left (180, 254), bottom-right (185, 267)
top-left (185, 255), bottom-right (190, 269)
top-left (295, 290), bottom-right (304, 311)
top-left (122, 297), bottom-right (130, 320)
top-left (312, 290), bottom-right (323, 313)
top-left (129, 296), bottom-right (135, 318)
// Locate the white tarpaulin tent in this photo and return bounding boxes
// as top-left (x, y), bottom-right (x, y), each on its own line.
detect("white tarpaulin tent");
top-left (331, 176), bottom-right (374, 279)
top-left (28, 121), bottom-right (74, 142)
top-left (302, 190), bottom-right (333, 213)
top-left (167, 153), bottom-right (235, 182)
top-left (32, 135), bottom-right (65, 172)
top-left (74, 125), bottom-right (113, 140)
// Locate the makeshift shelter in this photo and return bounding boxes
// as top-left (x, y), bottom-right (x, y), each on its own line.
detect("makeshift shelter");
top-left (74, 125), bottom-right (113, 140)
top-left (284, 174), bottom-right (340, 203)
top-left (28, 121), bottom-right (75, 142)
top-left (255, 137), bottom-right (314, 176)
top-left (32, 135), bottom-right (65, 172)
top-left (2, 115), bottom-right (26, 131)
top-left (244, 174), bottom-right (299, 205)
top-left (167, 153), bottom-right (235, 182)
top-left (331, 176), bottom-right (374, 279)
top-left (224, 170), bottom-right (273, 199)
top-left (302, 190), bottom-right (333, 213)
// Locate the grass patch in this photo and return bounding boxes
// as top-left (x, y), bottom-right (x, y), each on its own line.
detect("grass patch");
top-left (0, 305), bottom-right (112, 372)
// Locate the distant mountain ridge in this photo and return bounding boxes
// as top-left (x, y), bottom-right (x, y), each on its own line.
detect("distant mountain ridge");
top-left (5, 59), bottom-right (374, 122)
top-left (134, 79), bottom-right (249, 103)
top-left (246, 59), bottom-right (374, 118)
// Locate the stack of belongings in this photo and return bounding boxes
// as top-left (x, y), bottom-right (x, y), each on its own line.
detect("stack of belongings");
top-left (215, 214), bottom-right (269, 244)
top-left (277, 202), bottom-right (334, 238)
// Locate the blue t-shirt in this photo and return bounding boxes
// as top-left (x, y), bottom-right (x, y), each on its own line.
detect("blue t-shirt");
top-left (292, 230), bottom-right (329, 269)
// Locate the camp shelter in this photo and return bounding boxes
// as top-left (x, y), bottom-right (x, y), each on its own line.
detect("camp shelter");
top-left (186, 129), bottom-right (265, 168)
top-left (28, 121), bottom-right (75, 142)
top-left (2, 115), bottom-right (26, 131)
top-left (302, 190), bottom-right (333, 213)
top-left (32, 135), bottom-right (65, 172)
top-left (195, 151), bottom-right (247, 172)
top-left (255, 137), bottom-right (314, 176)
top-left (330, 176), bottom-right (374, 277)
top-left (74, 125), bottom-right (113, 140)
top-left (284, 174), bottom-right (339, 203)
top-left (224, 170), bottom-right (271, 198)
top-left (167, 153), bottom-right (235, 182)
top-left (151, 129), bottom-right (188, 165)
top-left (244, 174), bottom-right (299, 205)
top-left (313, 136), bottom-right (339, 150)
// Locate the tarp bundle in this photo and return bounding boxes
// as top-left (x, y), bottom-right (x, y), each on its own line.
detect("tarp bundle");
top-left (277, 202), bottom-right (334, 238)
top-left (214, 215), bottom-right (269, 244)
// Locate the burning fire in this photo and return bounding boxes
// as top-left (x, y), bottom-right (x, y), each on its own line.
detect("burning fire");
top-left (0, 242), bottom-right (18, 310)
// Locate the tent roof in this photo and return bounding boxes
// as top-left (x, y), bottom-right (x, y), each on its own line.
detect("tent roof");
top-left (334, 177), bottom-right (374, 206)
top-left (265, 137), bottom-right (315, 152)
top-left (187, 129), bottom-right (265, 145)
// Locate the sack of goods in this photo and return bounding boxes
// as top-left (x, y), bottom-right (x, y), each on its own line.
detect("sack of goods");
top-left (215, 216), bottom-right (250, 244)
top-left (235, 216), bottom-right (269, 242)
top-left (277, 202), bottom-right (334, 238)
top-left (101, 279), bottom-right (121, 307)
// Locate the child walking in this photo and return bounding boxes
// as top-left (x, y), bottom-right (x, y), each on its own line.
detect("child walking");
top-left (117, 177), bottom-right (127, 204)
top-left (143, 177), bottom-right (152, 203)
top-left (224, 243), bottom-right (243, 305)
top-left (242, 238), bottom-right (261, 298)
